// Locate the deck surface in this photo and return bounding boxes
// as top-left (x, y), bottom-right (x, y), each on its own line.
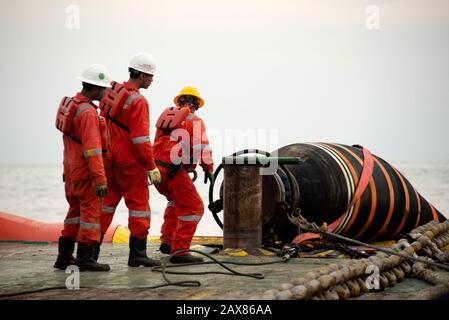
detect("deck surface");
top-left (0, 241), bottom-right (443, 300)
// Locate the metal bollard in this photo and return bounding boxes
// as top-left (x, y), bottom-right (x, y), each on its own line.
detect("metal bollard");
top-left (222, 156), bottom-right (301, 250)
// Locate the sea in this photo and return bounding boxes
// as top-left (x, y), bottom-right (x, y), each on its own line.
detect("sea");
top-left (0, 162), bottom-right (448, 236)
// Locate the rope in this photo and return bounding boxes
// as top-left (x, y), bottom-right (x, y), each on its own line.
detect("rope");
top-left (149, 249), bottom-right (266, 288)
top-left (0, 286), bottom-right (68, 299)
top-left (287, 211), bottom-right (449, 271)
top-left (256, 217), bottom-right (449, 300)
top-left (0, 249), bottom-right (290, 298)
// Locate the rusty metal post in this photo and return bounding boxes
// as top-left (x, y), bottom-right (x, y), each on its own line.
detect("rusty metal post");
top-left (223, 164), bottom-right (263, 250)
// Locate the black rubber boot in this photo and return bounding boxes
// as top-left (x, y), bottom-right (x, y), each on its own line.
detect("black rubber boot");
top-left (128, 237), bottom-right (161, 267)
top-left (170, 253), bottom-right (204, 264)
top-left (93, 234), bottom-right (104, 262)
top-left (53, 237), bottom-right (76, 270)
top-left (76, 243), bottom-right (110, 272)
top-left (159, 242), bottom-right (171, 254)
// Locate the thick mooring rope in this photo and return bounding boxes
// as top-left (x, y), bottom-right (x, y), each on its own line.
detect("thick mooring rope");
top-left (253, 217), bottom-right (449, 300)
top-left (287, 212), bottom-right (449, 271)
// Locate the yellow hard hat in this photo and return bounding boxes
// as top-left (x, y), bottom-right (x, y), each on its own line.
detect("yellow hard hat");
top-left (174, 86), bottom-right (205, 108)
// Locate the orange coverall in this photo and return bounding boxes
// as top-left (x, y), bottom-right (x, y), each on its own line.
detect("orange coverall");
top-left (61, 93), bottom-right (106, 244)
top-left (153, 112), bottom-right (214, 254)
top-left (100, 82), bottom-right (157, 239)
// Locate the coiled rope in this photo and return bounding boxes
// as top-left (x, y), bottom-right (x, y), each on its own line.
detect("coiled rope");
top-left (254, 214), bottom-right (449, 300)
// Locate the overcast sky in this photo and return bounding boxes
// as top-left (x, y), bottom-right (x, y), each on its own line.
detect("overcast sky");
top-left (0, 0), bottom-right (448, 165)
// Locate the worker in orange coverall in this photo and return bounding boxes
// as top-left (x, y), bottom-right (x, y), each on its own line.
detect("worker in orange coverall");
top-left (153, 86), bottom-right (214, 263)
top-left (98, 53), bottom-right (161, 267)
top-left (54, 64), bottom-right (111, 272)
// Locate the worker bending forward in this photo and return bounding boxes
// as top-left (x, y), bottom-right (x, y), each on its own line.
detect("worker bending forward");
top-left (153, 86), bottom-right (214, 263)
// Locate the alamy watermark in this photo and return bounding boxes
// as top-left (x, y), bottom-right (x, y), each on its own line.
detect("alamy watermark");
top-left (365, 5), bottom-right (380, 30)
top-left (65, 5), bottom-right (80, 30)
top-left (168, 127), bottom-right (281, 176)
top-left (65, 265), bottom-right (80, 290)
top-left (365, 264), bottom-right (380, 290)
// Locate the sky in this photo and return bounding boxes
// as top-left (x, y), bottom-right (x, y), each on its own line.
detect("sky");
top-left (0, 0), bottom-right (448, 165)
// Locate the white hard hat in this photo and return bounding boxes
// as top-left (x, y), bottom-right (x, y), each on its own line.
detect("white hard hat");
top-left (77, 64), bottom-right (111, 87)
top-left (129, 52), bottom-right (157, 75)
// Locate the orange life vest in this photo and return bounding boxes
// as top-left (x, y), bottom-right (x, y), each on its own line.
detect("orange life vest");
top-left (155, 106), bottom-right (190, 135)
top-left (56, 96), bottom-right (108, 154)
top-left (100, 81), bottom-right (130, 119)
top-left (100, 81), bottom-right (143, 132)
top-left (56, 97), bottom-right (75, 134)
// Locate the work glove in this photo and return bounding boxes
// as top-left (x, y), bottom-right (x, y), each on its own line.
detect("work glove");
top-left (148, 167), bottom-right (161, 185)
top-left (95, 185), bottom-right (108, 198)
top-left (204, 171), bottom-right (214, 185)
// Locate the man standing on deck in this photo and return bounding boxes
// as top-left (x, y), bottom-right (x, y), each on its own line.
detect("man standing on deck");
top-left (153, 86), bottom-right (214, 263)
top-left (54, 64), bottom-right (111, 272)
top-left (98, 53), bottom-right (161, 267)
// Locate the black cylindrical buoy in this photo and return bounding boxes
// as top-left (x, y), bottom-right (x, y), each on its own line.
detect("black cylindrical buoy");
top-left (266, 143), bottom-right (446, 243)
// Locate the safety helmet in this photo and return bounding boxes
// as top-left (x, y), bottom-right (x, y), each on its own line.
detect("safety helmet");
top-left (129, 52), bottom-right (157, 75)
top-left (174, 86), bottom-right (205, 108)
top-left (77, 64), bottom-right (111, 87)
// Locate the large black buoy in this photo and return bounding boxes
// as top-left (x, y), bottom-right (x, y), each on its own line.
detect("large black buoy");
top-left (210, 143), bottom-right (446, 246)
top-left (269, 143), bottom-right (446, 243)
